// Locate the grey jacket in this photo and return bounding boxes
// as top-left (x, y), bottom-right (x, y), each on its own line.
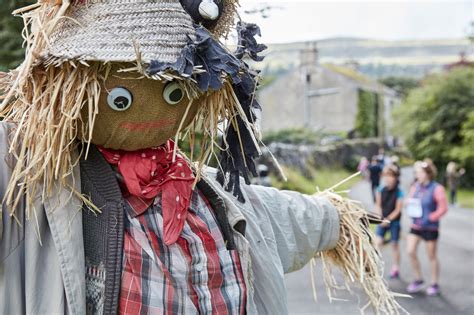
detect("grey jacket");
top-left (0, 122), bottom-right (340, 314)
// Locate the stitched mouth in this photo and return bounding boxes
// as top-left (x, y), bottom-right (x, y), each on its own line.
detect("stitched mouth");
top-left (120, 120), bottom-right (174, 131)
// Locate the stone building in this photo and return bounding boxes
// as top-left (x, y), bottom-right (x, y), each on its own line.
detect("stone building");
top-left (258, 62), bottom-right (400, 144)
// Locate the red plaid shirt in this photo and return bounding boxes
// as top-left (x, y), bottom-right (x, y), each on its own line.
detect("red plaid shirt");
top-left (119, 189), bottom-right (247, 314)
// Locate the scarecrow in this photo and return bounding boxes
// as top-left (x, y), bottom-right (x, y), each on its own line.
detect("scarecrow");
top-left (0, 0), bottom-right (403, 314)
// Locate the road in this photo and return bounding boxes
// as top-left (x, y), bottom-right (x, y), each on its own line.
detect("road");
top-left (285, 167), bottom-right (474, 314)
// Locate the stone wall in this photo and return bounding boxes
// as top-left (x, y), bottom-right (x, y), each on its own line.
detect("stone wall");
top-left (258, 138), bottom-right (381, 178)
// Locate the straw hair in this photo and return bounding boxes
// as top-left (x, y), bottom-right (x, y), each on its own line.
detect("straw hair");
top-left (177, 80), bottom-right (259, 185)
top-left (313, 190), bottom-right (408, 314)
top-left (0, 62), bottom-right (103, 215)
top-left (304, 173), bottom-right (407, 314)
top-left (209, 0), bottom-right (240, 39)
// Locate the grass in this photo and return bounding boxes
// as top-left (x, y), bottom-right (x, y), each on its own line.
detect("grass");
top-left (454, 189), bottom-right (474, 209)
top-left (262, 128), bottom-right (323, 145)
top-left (270, 165), bottom-right (360, 195)
top-left (398, 155), bottom-right (415, 167)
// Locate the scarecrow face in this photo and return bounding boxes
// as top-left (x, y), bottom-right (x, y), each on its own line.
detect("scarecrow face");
top-left (83, 66), bottom-right (200, 151)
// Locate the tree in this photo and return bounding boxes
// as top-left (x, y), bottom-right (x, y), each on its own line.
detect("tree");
top-left (0, 1), bottom-right (33, 71)
top-left (393, 67), bottom-right (474, 186)
top-left (380, 76), bottom-right (419, 98)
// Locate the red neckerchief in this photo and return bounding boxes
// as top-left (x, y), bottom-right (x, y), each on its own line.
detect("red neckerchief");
top-left (98, 140), bottom-right (195, 245)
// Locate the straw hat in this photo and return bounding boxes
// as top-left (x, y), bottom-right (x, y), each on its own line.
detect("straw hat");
top-left (2, 0), bottom-right (262, 212)
top-left (44, 0), bottom-right (197, 64)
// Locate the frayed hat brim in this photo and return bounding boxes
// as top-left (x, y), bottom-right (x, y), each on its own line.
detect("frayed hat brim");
top-left (43, 0), bottom-right (196, 65)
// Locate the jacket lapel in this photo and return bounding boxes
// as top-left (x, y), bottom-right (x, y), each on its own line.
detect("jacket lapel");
top-left (43, 152), bottom-right (86, 315)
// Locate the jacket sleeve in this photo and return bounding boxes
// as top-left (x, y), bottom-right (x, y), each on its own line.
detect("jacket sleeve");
top-left (0, 122), bottom-right (8, 242)
top-left (0, 122), bottom-right (24, 260)
top-left (241, 183), bottom-right (340, 273)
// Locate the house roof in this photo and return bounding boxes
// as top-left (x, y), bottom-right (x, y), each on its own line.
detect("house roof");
top-left (259, 62), bottom-right (399, 98)
top-left (322, 63), bottom-right (396, 95)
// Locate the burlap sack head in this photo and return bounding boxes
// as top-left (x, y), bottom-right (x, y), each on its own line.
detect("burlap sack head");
top-left (81, 65), bottom-right (201, 150)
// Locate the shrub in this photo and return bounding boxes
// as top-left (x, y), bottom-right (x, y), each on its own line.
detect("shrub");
top-left (262, 127), bottom-right (323, 145)
top-left (393, 67), bottom-right (474, 187)
top-left (355, 89), bottom-right (380, 138)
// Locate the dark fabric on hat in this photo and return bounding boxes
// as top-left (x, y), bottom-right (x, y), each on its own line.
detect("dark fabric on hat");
top-left (217, 23), bottom-right (266, 201)
top-left (148, 25), bottom-right (242, 92)
top-left (234, 22), bottom-right (267, 62)
top-left (216, 71), bottom-right (260, 202)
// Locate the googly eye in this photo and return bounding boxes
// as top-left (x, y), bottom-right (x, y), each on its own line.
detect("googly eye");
top-left (107, 87), bottom-right (133, 111)
top-left (163, 82), bottom-right (184, 105)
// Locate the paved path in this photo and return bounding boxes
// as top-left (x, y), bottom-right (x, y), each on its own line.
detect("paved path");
top-left (285, 167), bottom-right (474, 314)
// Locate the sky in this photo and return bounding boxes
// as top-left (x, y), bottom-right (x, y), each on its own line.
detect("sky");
top-left (238, 0), bottom-right (474, 43)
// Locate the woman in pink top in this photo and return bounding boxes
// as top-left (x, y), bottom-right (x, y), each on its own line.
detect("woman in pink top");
top-left (406, 160), bottom-right (448, 296)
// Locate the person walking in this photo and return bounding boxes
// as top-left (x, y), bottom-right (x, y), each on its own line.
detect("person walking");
top-left (376, 148), bottom-right (387, 168)
top-left (357, 156), bottom-right (370, 180)
top-left (368, 156), bottom-right (383, 202)
top-left (390, 155), bottom-right (401, 172)
top-left (406, 160), bottom-right (448, 296)
top-left (375, 165), bottom-right (404, 279)
top-left (446, 161), bottom-right (465, 205)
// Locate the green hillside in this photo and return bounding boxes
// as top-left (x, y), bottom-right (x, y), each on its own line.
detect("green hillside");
top-left (259, 37), bottom-right (473, 79)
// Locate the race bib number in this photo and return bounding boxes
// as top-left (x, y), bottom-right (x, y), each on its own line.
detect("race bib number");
top-left (406, 198), bottom-right (423, 218)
